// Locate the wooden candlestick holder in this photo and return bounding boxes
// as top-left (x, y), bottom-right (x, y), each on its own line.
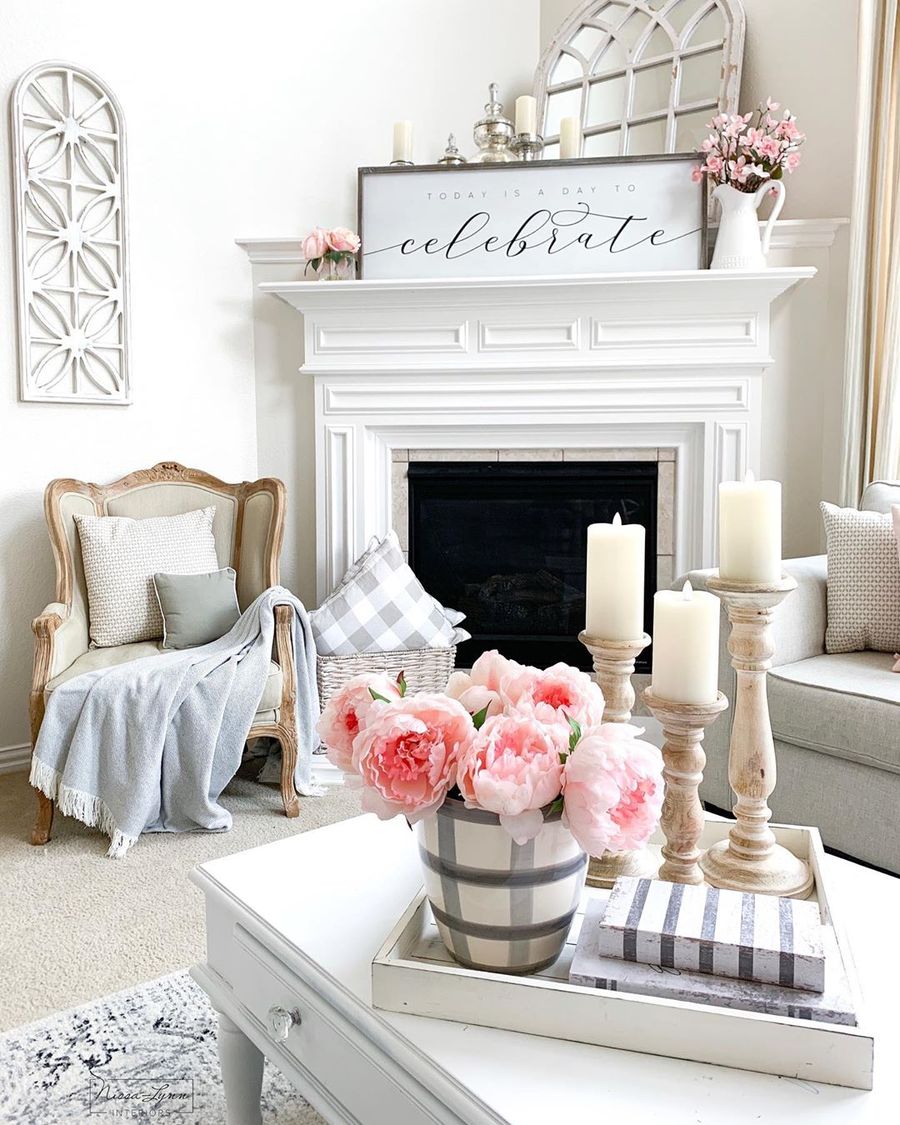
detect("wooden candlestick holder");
top-left (698, 575), bottom-right (814, 899)
top-left (578, 631), bottom-right (658, 888)
top-left (643, 687), bottom-right (729, 884)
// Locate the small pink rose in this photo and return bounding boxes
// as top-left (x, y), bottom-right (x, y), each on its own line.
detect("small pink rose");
top-left (445, 672), bottom-right (503, 721)
top-left (326, 226), bottom-right (361, 254)
top-left (316, 672), bottom-right (401, 773)
top-left (352, 694), bottom-right (472, 822)
top-left (302, 226), bottom-right (328, 261)
top-left (562, 724), bottom-right (664, 856)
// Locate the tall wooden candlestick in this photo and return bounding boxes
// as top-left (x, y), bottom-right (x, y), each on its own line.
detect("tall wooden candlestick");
top-left (699, 575), bottom-right (814, 899)
top-left (643, 687), bottom-right (728, 884)
top-left (579, 631), bottom-right (658, 887)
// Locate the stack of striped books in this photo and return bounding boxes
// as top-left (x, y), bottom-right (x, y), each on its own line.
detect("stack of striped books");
top-left (570, 877), bottom-right (856, 1025)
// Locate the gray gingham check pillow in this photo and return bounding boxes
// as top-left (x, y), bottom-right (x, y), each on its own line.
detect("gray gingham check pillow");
top-left (311, 531), bottom-right (470, 656)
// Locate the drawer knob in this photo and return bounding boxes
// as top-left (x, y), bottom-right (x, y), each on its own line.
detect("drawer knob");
top-left (267, 1004), bottom-right (301, 1042)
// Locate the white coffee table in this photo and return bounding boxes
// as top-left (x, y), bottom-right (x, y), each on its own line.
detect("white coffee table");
top-left (191, 814), bottom-right (896, 1125)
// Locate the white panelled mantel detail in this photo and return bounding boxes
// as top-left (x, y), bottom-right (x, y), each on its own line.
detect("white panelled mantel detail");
top-left (261, 268), bottom-right (814, 601)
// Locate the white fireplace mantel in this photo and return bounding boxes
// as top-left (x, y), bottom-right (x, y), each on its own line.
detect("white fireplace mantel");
top-left (261, 269), bottom-right (815, 599)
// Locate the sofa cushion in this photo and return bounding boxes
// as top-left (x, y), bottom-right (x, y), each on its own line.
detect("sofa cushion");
top-left (820, 502), bottom-right (900, 653)
top-left (860, 480), bottom-right (900, 514)
top-left (768, 651), bottom-right (900, 774)
top-left (45, 644), bottom-right (283, 714)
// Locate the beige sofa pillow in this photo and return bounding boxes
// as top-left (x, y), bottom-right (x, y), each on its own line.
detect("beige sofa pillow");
top-left (75, 507), bottom-right (219, 647)
top-left (820, 501), bottom-right (900, 654)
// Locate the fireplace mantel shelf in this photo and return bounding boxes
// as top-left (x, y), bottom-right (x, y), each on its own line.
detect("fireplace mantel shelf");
top-left (257, 265), bottom-right (815, 600)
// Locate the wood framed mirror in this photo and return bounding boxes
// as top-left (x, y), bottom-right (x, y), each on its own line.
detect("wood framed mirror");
top-left (536, 0), bottom-right (746, 158)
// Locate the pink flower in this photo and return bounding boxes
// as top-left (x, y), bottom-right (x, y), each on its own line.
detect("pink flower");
top-left (316, 673), bottom-right (401, 773)
top-left (562, 724), bottom-right (664, 856)
top-left (765, 97), bottom-right (781, 112)
top-left (756, 136), bottom-right (780, 161)
top-left (785, 151), bottom-right (801, 172)
top-left (302, 226), bottom-right (327, 261)
top-left (326, 226), bottom-right (361, 253)
top-left (457, 712), bottom-right (565, 843)
top-left (500, 662), bottom-right (604, 734)
top-left (445, 649), bottom-right (517, 719)
top-left (705, 154), bottom-right (723, 174)
top-left (691, 166), bottom-right (704, 183)
top-left (351, 694), bottom-right (472, 822)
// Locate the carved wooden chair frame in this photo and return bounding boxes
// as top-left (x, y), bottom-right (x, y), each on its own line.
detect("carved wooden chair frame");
top-left (30, 461), bottom-right (302, 846)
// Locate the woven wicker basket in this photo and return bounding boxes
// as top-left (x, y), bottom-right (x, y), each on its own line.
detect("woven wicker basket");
top-left (317, 646), bottom-right (457, 709)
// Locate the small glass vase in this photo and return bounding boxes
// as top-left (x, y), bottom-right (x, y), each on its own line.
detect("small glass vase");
top-left (314, 254), bottom-right (355, 281)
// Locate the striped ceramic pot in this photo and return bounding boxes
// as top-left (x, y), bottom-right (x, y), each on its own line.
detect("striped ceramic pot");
top-left (414, 796), bottom-right (588, 975)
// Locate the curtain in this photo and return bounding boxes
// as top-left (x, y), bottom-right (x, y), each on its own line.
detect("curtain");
top-left (840, 0), bottom-right (900, 504)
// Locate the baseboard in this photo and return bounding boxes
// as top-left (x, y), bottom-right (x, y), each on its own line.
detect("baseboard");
top-left (0, 743), bottom-right (31, 774)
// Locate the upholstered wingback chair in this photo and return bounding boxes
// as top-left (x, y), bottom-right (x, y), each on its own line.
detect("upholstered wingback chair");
top-left (30, 461), bottom-right (302, 846)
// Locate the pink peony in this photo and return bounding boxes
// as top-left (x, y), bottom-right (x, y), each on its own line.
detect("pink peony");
top-left (500, 661), bottom-right (604, 734)
top-left (562, 724), bottom-right (664, 856)
top-left (457, 712), bottom-right (566, 843)
top-left (326, 226), bottom-right (361, 253)
top-left (351, 694), bottom-right (472, 822)
top-left (302, 226), bottom-right (328, 261)
top-left (445, 649), bottom-right (517, 720)
top-left (316, 673), bottom-right (401, 773)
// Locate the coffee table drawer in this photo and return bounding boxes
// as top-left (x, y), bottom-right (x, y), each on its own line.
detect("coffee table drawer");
top-left (222, 922), bottom-right (440, 1125)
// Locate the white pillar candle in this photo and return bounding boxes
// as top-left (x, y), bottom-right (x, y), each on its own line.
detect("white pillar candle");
top-left (718, 470), bottom-right (782, 583)
top-left (392, 121), bottom-right (413, 163)
top-left (651, 581), bottom-right (720, 705)
top-left (585, 513), bottom-right (645, 640)
top-left (559, 115), bottom-right (582, 159)
top-left (515, 95), bottom-right (537, 135)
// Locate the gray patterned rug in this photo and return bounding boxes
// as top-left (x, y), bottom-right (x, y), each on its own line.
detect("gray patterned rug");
top-left (0, 970), bottom-right (323, 1124)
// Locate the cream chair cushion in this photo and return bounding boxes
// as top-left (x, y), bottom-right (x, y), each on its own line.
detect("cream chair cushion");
top-left (45, 644), bottom-right (284, 715)
top-left (74, 507), bottom-right (219, 647)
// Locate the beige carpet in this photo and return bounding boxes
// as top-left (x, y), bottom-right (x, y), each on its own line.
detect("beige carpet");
top-left (0, 766), bottom-right (362, 1032)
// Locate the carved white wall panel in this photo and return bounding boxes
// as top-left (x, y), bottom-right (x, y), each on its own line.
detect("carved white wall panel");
top-left (536, 0), bottom-right (745, 157)
top-left (12, 61), bottom-right (130, 404)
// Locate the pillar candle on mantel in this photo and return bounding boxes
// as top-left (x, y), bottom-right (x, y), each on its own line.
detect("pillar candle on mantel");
top-left (585, 513), bottom-right (645, 640)
top-left (718, 470), bottom-right (782, 583)
top-left (392, 121), bottom-right (413, 163)
top-left (559, 116), bottom-right (582, 159)
top-left (651, 581), bottom-right (720, 704)
top-left (515, 95), bottom-right (537, 135)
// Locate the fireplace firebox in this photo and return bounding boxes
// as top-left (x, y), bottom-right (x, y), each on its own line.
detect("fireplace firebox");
top-left (407, 461), bottom-right (658, 672)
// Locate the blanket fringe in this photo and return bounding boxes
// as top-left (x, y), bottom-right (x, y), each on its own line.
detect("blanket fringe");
top-left (29, 758), bottom-right (137, 859)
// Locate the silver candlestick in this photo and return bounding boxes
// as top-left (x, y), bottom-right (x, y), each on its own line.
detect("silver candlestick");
top-left (510, 132), bottom-right (545, 161)
top-left (472, 83), bottom-right (515, 163)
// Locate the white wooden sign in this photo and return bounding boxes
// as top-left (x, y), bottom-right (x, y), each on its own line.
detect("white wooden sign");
top-left (357, 154), bottom-right (706, 280)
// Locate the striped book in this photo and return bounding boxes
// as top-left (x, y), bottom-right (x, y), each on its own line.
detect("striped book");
top-left (596, 877), bottom-right (826, 993)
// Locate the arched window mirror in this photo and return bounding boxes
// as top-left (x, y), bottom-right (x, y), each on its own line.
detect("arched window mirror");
top-left (536, 0), bottom-right (745, 158)
top-left (12, 61), bottom-right (131, 404)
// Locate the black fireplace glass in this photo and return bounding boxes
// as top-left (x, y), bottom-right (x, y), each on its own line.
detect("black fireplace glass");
top-left (407, 461), bottom-right (658, 672)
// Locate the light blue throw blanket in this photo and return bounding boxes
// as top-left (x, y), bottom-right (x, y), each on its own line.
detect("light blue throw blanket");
top-left (30, 587), bottom-right (322, 857)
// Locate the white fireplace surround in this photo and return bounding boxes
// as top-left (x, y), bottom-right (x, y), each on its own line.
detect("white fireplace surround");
top-left (263, 269), bottom-right (814, 601)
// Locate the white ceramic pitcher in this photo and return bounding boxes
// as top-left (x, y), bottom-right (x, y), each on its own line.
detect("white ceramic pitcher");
top-left (710, 180), bottom-right (786, 270)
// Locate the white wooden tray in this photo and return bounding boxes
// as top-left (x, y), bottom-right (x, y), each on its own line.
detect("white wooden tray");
top-left (372, 818), bottom-right (873, 1090)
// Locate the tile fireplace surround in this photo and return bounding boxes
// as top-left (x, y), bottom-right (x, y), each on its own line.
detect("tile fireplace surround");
top-left (263, 269), bottom-right (814, 601)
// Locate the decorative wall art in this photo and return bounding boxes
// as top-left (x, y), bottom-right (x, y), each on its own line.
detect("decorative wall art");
top-left (11, 61), bottom-right (131, 404)
top-left (535, 0), bottom-right (745, 159)
top-left (357, 154), bottom-right (706, 280)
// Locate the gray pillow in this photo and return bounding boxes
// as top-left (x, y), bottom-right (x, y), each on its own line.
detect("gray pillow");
top-left (153, 568), bottom-right (241, 650)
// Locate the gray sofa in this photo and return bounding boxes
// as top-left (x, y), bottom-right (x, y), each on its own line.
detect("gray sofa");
top-left (683, 481), bottom-right (900, 874)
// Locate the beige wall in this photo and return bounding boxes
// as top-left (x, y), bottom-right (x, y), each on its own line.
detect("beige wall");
top-left (0, 0), bottom-right (539, 761)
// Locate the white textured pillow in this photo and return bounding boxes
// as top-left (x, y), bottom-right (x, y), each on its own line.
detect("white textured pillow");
top-left (820, 501), bottom-right (900, 654)
top-left (75, 507), bottom-right (219, 647)
top-left (310, 530), bottom-right (469, 656)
